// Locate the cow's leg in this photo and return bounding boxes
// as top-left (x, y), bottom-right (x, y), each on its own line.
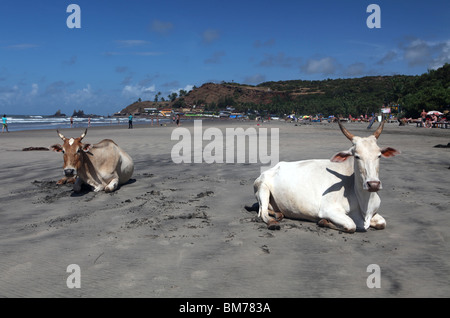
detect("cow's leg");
top-left (93, 185), bottom-right (105, 192)
top-left (268, 210), bottom-right (284, 221)
top-left (318, 211), bottom-right (356, 233)
top-left (73, 178), bottom-right (84, 192)
top-left (57, 176), bottom-right (76, 185)
top-left (370, 213), bottom-right (386, 230)
top-left (85, 179), bottom-right (104, 192)
top-left (105, 177), bottom-right (119, 193)
top-left (255, 182), bottom-right (280, 230)
top-left (57, 177), bottom-right (68, 185)
top-left (66, 176), bottom-right (76, 184)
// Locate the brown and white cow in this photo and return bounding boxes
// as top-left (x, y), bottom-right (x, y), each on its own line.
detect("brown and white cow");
top-left (51, 129), bottom-right (134, 193)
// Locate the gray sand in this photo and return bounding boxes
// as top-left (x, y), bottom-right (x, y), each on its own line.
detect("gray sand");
top-left (0, 120), bottom-right (449, 297)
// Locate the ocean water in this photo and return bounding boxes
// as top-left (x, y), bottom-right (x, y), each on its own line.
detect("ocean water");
top-left (2, 115), bottom-right (171, 132)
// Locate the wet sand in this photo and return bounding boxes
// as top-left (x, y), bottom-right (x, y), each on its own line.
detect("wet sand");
top-left (0, 120), bottom-right (449, 297)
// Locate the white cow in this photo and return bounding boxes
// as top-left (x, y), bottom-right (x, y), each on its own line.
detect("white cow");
top-left (253, 121), bottom-right (400, 232)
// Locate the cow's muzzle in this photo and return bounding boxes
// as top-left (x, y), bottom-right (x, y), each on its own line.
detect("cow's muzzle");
top-left (366, 181), bottom-right (381, 192)
top-left (64, 169), bottom-right (76, 177)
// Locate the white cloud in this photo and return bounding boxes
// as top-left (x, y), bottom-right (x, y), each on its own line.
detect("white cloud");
top-left (60, 84), bottom-right (95, 107)
top-left (301, 57), bottom-right (339, 75)
top-left (404, 39), bottom-right (430, 66)
top-left (30, 83), bottom-right (38, 96)
top-left (402, 38), bottom-right (450, 69)
top-left (344, 63), bottom-right (367, 77)
top-left (122, 84), bottom-right (156, 97)
top-left (428, 40), bottom-right (450, 70)
top-left (170, 84), bottom-right (194, 95)
top-left (377, 50), bottom-right (398, 65)
top-left (0, 85), bottom-right (19, 104)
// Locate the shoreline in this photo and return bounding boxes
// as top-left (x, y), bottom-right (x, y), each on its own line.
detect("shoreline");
top-left (2, 117), bottom-right (450, 140)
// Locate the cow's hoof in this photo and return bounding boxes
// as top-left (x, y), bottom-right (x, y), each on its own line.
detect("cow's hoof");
top-left (273, 212), bottom-right (284, 221)
top-left (66, 177), bottom-right (76, 184)
top-left (318, 219), bottom-right (329, 227)
top-left (267, 220), bottom-right (280, 230)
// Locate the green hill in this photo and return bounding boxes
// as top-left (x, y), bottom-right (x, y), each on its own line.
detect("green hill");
top-left (186, 63), bottom-right (449, 117)
top-left (121, 64), bottom-right (450, 118)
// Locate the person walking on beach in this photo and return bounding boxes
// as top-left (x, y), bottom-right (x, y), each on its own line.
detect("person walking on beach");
top-left (2, 114), bottom-right (8, 133)
top-left (128, 114), bottom-right (133, 129)
top-left (176, 113), bottom-right (180, 126)
top-left (70, 116), bottom-right (74, 128)
top-left (420, 109), bottom-right (427, 127)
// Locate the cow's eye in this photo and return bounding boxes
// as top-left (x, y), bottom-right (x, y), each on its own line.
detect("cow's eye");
top-left (354, 154), bottom-right (361, 160)
top-left (377, 154), bottom-right (381, 159)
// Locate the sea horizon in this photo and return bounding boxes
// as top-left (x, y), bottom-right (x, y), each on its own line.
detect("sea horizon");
top-left (1, 114), bottom-right (171, 132)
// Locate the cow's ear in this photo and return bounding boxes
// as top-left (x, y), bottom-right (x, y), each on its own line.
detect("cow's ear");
top-left (82, 143), bottom-right (92, 152)
top-left (330, 151), bottom-right (353, 163)
top-left (381, 147), bottom-right (400, 158)
top-left (50, 144), bottom-right (63, 153)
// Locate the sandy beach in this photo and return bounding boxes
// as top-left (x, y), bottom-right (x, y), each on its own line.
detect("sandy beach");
top-left (0, 119), bottom-right (449, 298)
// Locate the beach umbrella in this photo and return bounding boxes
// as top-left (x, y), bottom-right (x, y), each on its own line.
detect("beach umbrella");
top-left (427, 111), bottom-right (443, 115)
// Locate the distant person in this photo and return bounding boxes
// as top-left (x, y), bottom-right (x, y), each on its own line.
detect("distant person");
top-left (2, 114), bottom-right (8, 133)
top-left (425, 115), bottom-right (432, 128)
top-left (70, 116), bottom-right (74, 128)
top-left (88, 117), bottom-right (91, 127)
top-left (420, 109), bottom-right (427, 127)
top-left (128, 114), bottom-right (133, 129)
top-left (176, 114), bottom-right (180, 126)
top-left (431, 114), bottom-right (438, 127)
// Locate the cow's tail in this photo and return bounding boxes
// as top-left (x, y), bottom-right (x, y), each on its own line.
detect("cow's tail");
top-left (254, 180), bottom-right (280, 230)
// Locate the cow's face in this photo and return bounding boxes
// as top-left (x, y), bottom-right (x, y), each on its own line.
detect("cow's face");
top-left (50, 129), bottom-right (91, 177)
top-left (352, 136), bottom-right (399, 192)
top-left (331, 121), bottom-right (400, 192)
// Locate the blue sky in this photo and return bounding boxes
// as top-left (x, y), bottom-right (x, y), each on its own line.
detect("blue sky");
top-left (0, 0), bottom-right (449, 115)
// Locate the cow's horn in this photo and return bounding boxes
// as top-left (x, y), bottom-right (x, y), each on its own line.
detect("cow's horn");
top-left (373, 120), bottom-right (385, 139)
top-left (57, 129), bottom-right (66, 141)
top-left (80, 129), bottom-right (87, 140)
top-left (338, 120), bottom-right (354, 141)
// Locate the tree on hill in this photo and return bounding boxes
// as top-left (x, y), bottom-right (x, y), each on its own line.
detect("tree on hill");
top-left (168, 92), bottom-right (178, 102)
